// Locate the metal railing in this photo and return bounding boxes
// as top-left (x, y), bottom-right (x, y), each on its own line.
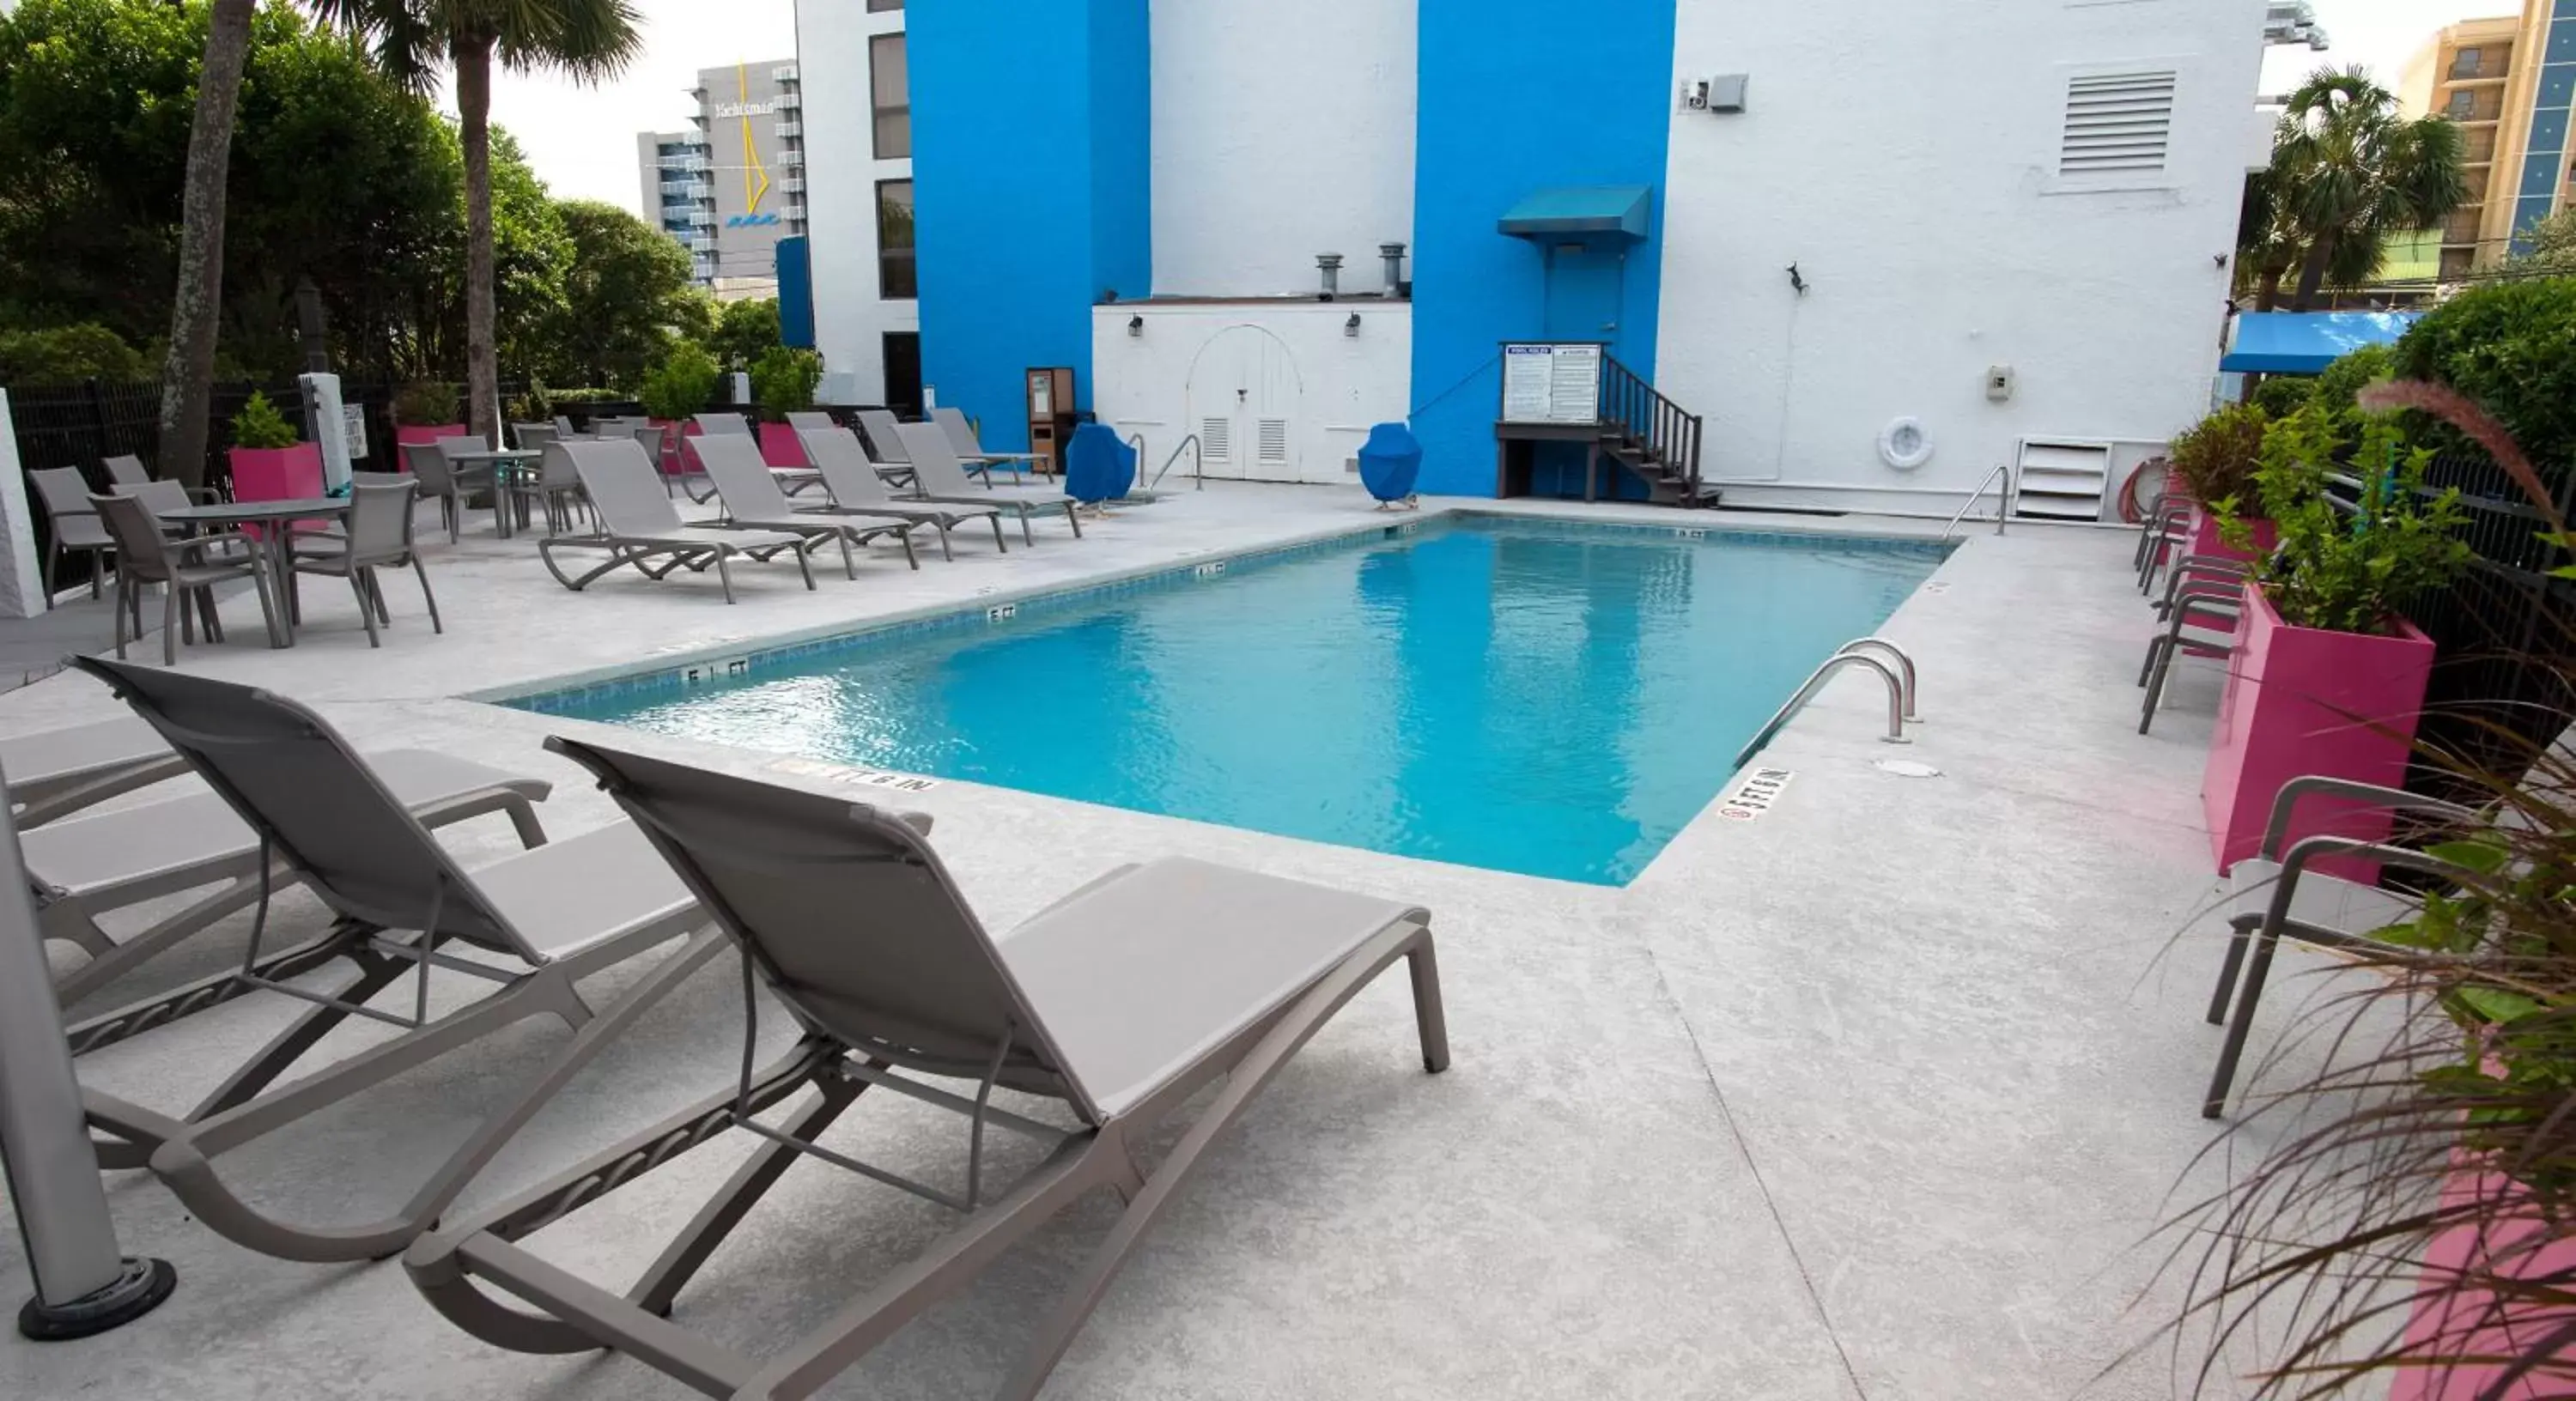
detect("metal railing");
top-left (1600, 354), bottom-right (1705, 505)
top-left (1731, 640), bottom-right (1919, 771)
top-left (1941, 464), bottom-right (2014, 541)
top-left (1140, 433), bottom-right (1203, 493)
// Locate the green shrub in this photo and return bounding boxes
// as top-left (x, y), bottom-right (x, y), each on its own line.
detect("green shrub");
top-left (636, 344), bottom-right (720, 422)
top-left (507, 379), bottom-right (555, 424)
top-left (2168, 403), bottom-right (2269, 510)
top-left (547, 386), bottom-right (627, 404)
top-left (0, 324), bottom-right (148, 385)
top-left (2219, 404), bottom-right (2471, 634)
top-left (748, 346), bottom-right (821, 423)
top-left (2311, 343), bottom-right (2394, 425)
top-left (229, 391), bottom-right (299, 450)
top-left (2249, 375), bottom-right (2312, 420)
top-left (2392, 279), bottom-right (2576, 477)
top-left (391, 379), bottom-right (461, 426)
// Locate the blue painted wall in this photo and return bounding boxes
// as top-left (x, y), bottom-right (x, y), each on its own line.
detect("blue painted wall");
top-left (908, 0), bottom-right (1149, 450)
top-left (1409, 0), bottom-right (1678, 497)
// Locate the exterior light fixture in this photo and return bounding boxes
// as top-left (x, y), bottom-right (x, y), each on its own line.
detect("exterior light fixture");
top-left (1345, 313), bottom-right (1362, 337)
top-left (1127, 315), bottom-right (1144, 337)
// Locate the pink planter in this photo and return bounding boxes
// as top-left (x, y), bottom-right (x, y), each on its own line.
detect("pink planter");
top-left (757, 422), bottom-right (806, 468)
top-left (227, 442), bottom-right (327, 540)
top-left (2203, 589), bottom-right (2434, 882)
top-left (394, 423), bottom-right (468, 447)
top-left (2389, 1159), bottom-right (2576, 1400)
top-left (2189, 510), bottom-right (2277, 563)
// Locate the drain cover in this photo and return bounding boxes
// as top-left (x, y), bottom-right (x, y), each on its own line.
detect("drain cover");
top-left (1874, 758), bottom-right (1944, 779)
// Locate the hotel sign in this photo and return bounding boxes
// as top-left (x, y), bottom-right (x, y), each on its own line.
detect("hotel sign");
top-left (711, 100), bottom-right (779, 118)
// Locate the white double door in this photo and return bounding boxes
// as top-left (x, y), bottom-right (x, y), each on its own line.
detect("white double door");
top-left (1186, 325), bottom-right (1303, 482)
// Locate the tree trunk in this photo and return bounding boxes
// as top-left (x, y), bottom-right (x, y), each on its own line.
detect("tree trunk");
top-left (456, 30), bottom-right (500, 445)
top-left (2291, 227), bottom-right (2340, 312)
top-left (2255, 264), bottom-right (2286, 312)
top-left (154, 0), bottom-right (258, 491)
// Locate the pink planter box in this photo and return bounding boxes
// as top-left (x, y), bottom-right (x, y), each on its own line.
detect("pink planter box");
top-left (2188, 510), bottom-right (2277, 562)
top-left (394, 423), bottom-right (468, 447)
top-left (2389, 1159), bottom-right (2576, 1400)
top-left (2203, 589), bottom-right (2433, 881)
top-left (757, 421), bottom-right (806, 468)
top-left (227, 442), bottom-right (327, 540)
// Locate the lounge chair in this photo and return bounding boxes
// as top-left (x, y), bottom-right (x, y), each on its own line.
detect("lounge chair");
top-left (784, 410), bottom-right (837, 434)
top-left (898, 422), bottom-right (1084, 546)
top-left (854, 408), bottom-right (934, 490)
top-left (933, 406), bottom-right (1048, 483)
top-left (694, 434), bottom-right (918, 573)
top-left (798, 425), bottom-right (1008, 560)
top-left (691, 411), bottom-right (750, 437)
top-left (3, 717), bottom-right (187, 828)
top-left (32, 734), bottom-right (550, 1009)
top-left (59, 657), bottom-right (717, 1263)
top-left (539, 439), bottom-right (817, 603)
top-left (407, 736), bottom-right (1449, 1401)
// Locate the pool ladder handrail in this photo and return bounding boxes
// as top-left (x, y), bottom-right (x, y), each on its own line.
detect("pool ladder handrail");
top-left (1132, 432), bottom-right (1205, 493)
top-left (1941, 464), bottom-right (2014, 542)
top-left (1730, 638), bottom-right (1921, 771)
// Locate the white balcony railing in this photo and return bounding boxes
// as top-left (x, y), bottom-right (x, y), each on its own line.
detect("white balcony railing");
top-left (775, 120), bottom-right (803, 139)
top-left (775, 89), bottom-right (802, 110)
top-left (772, 64), bottom-right (799, 83)
top-left (780, 176), bottom-right (805, 193)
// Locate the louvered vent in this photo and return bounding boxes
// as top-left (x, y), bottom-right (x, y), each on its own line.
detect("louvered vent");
top-left (1257, 420), bottom-right (1289, 465)
top-left (1200, 418), bottom-right (1230, 464)
top-left (2059, 70), bottom-right (2178, 177)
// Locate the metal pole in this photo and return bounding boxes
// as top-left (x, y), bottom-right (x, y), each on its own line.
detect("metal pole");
top-left (0, 760), bottom-right (175, 1339)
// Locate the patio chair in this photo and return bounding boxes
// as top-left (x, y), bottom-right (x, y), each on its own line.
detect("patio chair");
top-left (2137, 496), bottom-right (2195, 595)
top-left (539, 439), bottom-right (817, 603)
top-left (30, 466), bottom-right (114, 602)
top-left (59, 657), bottom-right (714, 1264)
top-left (290, 475), bottom-right (440, 647)
top-left (695, 434), bottom-right (918, 573)
top-left (501, 442), bottom-right (591, 537)
top-left (798, 425), bottom-right (1008, 560)
top-left (551, 414), bottom-right (579, 438)
top-left (3, 717), bottom-right (188, 828)
top-left (30, 737), bottom-right (549, 1008)
top-left (933, 405), bottom-right (1047, 483)
top-left (899, 422), bottom-right (1084, 546)
top-left (511, 422), bottom-right (558, 453)
top-left (2137, 558), bottom-right (2249, 734)
top-left (92, 490), bottom-right (282, 666)
top-left (103, 454), bottom-right (216, 502)
top-left (406, 735), bottom-right (1449, 1401)
top-left (404, 440), bottom-right (487, 543)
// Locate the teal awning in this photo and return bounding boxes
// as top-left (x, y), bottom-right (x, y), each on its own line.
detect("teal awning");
top-left (1499, 185), bottom-right (1653, 243)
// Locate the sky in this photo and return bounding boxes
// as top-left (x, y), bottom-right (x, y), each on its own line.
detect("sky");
top-left (465, 0), bottom-right (2515, 217)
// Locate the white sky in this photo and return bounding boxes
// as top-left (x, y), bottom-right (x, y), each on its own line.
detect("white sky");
top-left (460, 0), bottom-right (2516, 216)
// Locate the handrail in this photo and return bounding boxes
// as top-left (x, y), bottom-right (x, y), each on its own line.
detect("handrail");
top-left (1601, 354), bottom-right (1706, 506)
top-left (1731, 651), bottom-right (1911, 772)
top-left (1941, 464), bottom-right (2013, 541)
top-left (1145, 432), bottom-right (1204, 493)
top-left (1835, 638), bottom-right (1919, 722)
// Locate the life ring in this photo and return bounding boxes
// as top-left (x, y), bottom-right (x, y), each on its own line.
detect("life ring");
top-left (1878, 417), bottom-right (1933, 471)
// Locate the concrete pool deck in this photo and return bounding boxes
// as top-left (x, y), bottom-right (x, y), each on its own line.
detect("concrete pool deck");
top-left (0, 482), bottom-right (2319, 1399)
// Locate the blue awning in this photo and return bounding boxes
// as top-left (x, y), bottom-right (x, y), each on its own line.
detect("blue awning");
top-left (2219, 311), bottom-right (2420, 375)
top-left (1499, 185), bottom-right (1653, 243)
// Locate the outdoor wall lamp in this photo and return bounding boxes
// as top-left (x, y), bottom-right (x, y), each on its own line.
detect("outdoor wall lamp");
top-left (1345, 313), bottom-right (1362, 337)
top-left (1127, 315), bottom-right (1145, 337)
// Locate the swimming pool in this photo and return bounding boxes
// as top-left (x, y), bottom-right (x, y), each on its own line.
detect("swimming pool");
top-left (513, 517), bottom-right (1947, 885)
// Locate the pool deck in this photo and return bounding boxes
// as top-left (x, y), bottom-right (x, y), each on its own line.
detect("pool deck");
top-left (0, 482), bottom-right (2313, 1400)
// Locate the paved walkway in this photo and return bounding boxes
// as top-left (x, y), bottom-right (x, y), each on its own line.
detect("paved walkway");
top-left (0, 485), bottom-right (2315, 1401)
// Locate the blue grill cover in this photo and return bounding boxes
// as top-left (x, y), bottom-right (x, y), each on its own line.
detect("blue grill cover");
top-left (1358, 422), bottom-right (1422, 503)
top-left (1066, 422), bottom-right (1137, 504)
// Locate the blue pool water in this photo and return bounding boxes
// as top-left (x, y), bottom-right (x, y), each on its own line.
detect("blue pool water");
top-left (518, 519), bottom-right (1945, 885)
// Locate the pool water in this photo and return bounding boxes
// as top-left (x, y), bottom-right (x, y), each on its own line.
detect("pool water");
top-left (520, 519), bottom-right (1945, 885)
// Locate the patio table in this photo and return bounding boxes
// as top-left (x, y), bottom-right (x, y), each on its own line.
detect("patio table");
top-left (155, 497), bottom-right (352, 648)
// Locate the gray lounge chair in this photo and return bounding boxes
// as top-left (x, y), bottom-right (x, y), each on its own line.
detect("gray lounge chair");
top-left (32, 737), bottom-right (550, 1008)
top-left (798, 425), bottom-right (1008, 560)
top-left (695, 434), bottom-right (918, 573)
top-left (784, 410), bottom-right (838, 434)
top-left (933, 406), bottom-right (1046, 483)
top-left (899, 422), bottom-right (1084, 546)
top-left (855, 408), bottom-right (934, 489)
top-left (3, 717), bottom-right (187, 828)
top-left (61, 657), bottom-right (716, 1263)
top-left (30, 466), bottom-right (114, 602)
top-left (539, 439), bottom-right (817, 603)
top-left (408, 736), bottom-right (1447, 1401)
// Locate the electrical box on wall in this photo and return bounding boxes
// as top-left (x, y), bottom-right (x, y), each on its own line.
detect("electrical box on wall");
top-left (1985, 365), bottom-right (2015, 402)
top-left (1680, 75), bottom-right (1749, 114)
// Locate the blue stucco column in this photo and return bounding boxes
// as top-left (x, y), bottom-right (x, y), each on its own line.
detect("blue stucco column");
top-left (1408, 0), bottom-right (1678, 497)
top-left (908, 0), bottom-right (1151, 452)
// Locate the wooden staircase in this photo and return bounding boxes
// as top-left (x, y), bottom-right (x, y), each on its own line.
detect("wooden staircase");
top-left (1600, 355), bottom-right (1718, 507)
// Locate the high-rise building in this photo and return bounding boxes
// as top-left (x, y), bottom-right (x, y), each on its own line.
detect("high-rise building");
top-left (635, 59), bottom-right (811, 299)
top-left (2398, 5), bottom-right (2573, 279)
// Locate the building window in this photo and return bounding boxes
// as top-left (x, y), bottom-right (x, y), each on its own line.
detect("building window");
top-left (878, 179), bottom-right (915, 300)
top-left (872, 33), bottom-right (909, 160)
top-left (883, 332), bottom-right (922, 416)
top-left (2451, 89), bottom-right (2479, 120)
top-left (2452, 48), bottom-right (2484, 80)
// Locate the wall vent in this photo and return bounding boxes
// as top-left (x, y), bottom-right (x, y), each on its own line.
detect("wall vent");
top-left (1200, 418), bottom-right (1231, 465)
top-left (1257, 419), bottom-right (1290, 466)
top-left (2014, 440), bottom-right (2113, 522)
top-left (2059, 70), bottom-right (2178, 177)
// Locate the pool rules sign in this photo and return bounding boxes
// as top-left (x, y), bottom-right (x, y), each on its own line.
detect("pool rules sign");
top-left (1501, 343), bottom-right (1603, 425)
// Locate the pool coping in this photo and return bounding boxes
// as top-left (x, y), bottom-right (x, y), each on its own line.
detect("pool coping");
top-left (466, 506), bottom-right (1956, 712)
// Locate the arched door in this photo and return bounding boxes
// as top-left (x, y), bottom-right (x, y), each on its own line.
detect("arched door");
top-left (1185, 324), bottom-right (1303, 482)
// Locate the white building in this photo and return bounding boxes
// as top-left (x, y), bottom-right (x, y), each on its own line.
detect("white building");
top-left (793, 0), bottom-right (2286, 515)
top-left (790, 0), bottom-right (918, 412)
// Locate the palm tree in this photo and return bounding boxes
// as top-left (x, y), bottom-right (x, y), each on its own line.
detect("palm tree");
top-left (2253, 67), bottom-right (2469, 312)
top-left (314, 0), bottom-right (642, 442)
top-left (155, 0), bottom-right (261, 489)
